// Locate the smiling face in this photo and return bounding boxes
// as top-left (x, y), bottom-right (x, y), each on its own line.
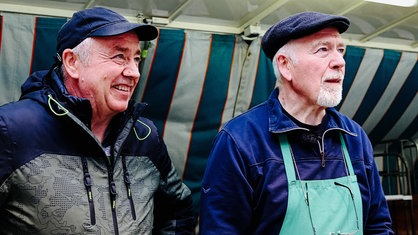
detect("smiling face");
top-left (65, 31), bottom-right (141, 118)
top-left (280, 27), bottom-right (346, 108)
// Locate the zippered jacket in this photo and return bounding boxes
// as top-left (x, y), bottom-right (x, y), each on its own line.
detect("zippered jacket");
top-left (0, 69), bottom-right (196, 234)
top-left (200, 88), bottom-right (393, 234)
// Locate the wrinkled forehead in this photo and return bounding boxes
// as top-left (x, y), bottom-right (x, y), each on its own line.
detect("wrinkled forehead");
top-left (301, 27), bottom-right (342, 39)
top-left (291, 27), bottom-right (345, 45)
top-left (95, 31), bottom-right (140, 43)
top-left (91, 32), bottom-right (141, 51)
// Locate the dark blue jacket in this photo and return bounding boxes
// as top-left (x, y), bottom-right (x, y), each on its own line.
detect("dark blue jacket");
top-left (0, 69), bottom-right (195, 234)
top-left (200, 88), bottom-right (393, 234)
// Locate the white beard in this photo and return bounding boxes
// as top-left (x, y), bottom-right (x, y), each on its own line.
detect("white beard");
top-left (317, 85), bottom-right (342, 107)
top-left (317, 72), bottom-right (343, 107)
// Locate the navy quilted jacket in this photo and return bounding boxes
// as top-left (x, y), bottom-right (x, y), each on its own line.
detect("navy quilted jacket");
top-left (0, 69), bottom-right (195, 234)
top-left (200, 88), bottom-right (393, 235)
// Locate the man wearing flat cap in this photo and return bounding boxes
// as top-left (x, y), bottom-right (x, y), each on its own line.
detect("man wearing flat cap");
top-left (200, 12), bottom-right (393, 234)
top-left (0, 7), bottom-right (196, 234)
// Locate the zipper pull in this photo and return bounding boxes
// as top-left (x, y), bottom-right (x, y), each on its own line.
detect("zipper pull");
top-left (316, 138), bottom-right (326, 167)
top-left (109, 181), bottom-right (117, 210)
top-left (321, 150), bottom-right (325, 167)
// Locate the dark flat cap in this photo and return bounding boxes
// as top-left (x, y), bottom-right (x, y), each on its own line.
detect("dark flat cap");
top-left (56, 7), bottom-right (159, 60)
top-left (261, 11), bottom-right (350, 59)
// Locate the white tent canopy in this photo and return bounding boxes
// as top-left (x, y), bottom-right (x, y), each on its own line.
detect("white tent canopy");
top-left (2, 0), bottom-right (418, 52)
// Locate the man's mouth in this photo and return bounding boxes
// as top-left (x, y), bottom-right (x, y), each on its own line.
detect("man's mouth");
top-left (113, 85), bottom-right (130, 92)
top-left (324, 78), bottom-right (341, 83)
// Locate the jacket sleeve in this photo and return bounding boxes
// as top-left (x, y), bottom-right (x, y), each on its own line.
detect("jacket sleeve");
top-left (199, 130), bottom-right (254, 234)
top-left (365, 158), bottom-right (395, 235)
top-left (0, 114), bottom-right (14, 206)
top-left (352, 129), bottom-right (394, 235)
top-left (152, 137), bottom-right (196, 235)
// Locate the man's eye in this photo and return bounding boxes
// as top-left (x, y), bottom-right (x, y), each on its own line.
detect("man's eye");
top-left (317, 47), bottom-right (328, 52)
top-left (112, 54), bottom-right (126, 64)
top-left (134, 57), bottom-right (142, 65)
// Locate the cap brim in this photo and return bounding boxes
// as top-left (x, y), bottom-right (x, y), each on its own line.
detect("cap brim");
top-left (90, 22), bottom-right (159, 41)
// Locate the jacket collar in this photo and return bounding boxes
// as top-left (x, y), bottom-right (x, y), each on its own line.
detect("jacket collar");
top-left (267, 88), bottom-right (356, 136)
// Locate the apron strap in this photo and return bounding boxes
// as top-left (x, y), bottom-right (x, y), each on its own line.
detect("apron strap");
top-left (339, 133), bottom-right (355, 176)
top-left (279, 134), bottom-right (297, 181)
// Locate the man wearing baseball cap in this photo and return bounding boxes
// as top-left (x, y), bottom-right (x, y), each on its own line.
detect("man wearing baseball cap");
top-left (0, 7), bottom-right (195, 234)
top-left (200, 12), bottom-right (393, 234)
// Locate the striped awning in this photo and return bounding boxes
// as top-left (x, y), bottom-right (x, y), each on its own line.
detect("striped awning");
top-left (0, 13), bottom-right (417, 213)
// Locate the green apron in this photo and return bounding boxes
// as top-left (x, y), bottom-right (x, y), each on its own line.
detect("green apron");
top-left (279, 134), bottom-right (363, 235)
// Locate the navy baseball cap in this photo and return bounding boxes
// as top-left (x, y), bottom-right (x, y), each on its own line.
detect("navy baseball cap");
top-left (56, 7), bottom-right (158, 60)
top-left (261, 11), bottom-right (350, 59)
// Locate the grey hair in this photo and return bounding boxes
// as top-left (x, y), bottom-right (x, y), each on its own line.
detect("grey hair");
top-left (60, 37), bottom-right (94, 79)
top-left (272, 51), bottom-right (282, 88)
top-left (271, 41), bottom-right (297, 88)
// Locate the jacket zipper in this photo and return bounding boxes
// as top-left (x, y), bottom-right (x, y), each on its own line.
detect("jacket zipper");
top-left (122, 156), bottom-right (137, 220)
top-left (108, 170), bottom-right (119, 235)
top-left (277, 127), bottom-right (356, 168)
top-left (81, 157), bottom-right (96, 225)
top-left (319, 128), bottom-right (357, 168)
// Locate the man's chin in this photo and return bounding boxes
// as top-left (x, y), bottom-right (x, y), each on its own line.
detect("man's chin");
top-left (317, 95), bottom-right (342, 107)
top-left (110, 102), bottom-right (130, 113)
top-left (317, 88), bottom-right (342, 107)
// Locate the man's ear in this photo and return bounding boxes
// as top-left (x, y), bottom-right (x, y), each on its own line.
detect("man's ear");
top-left (61, 49), bottom-right (80, 79)
top-left (277, 54), bottom-right (292, 82)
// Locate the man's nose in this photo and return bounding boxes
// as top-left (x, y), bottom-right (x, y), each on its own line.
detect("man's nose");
top-left (330, 50), bottom-right (346, 69)
top-left (123, 60), bottom-right (140, 79)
